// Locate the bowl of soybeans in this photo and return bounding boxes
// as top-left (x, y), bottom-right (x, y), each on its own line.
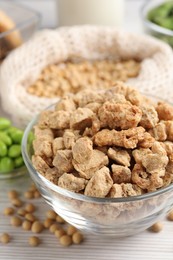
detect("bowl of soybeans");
top-left (0, 117), bottom-right (27, 179)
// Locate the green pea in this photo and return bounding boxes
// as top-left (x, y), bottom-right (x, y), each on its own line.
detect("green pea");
top-left (10, 130), bottom-right (23, 144)
top-left (14, 156), bottom-right (24, 168)
top-left (0, 117), bottom-right (11, 130)
top-left (8, 145), bottom-right (21, 158)
top-left (0, 132), bottom-right (12, 146)
top-left (0, 140), bottom-right (7, 157)
top-left (0, 157), bottom-right (14, 173)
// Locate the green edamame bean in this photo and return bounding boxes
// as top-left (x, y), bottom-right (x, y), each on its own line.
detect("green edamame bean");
top-left (0, 140), bottom-right (7, 157)
top-left (0, 132), bottom-right (12, 146)
top-left (0, 117), bottom-right (11, 130)
top-left (0, 157), bottom-right (14, 172)
top-left (28, 132), bottom-right (35, 144)
top-left (10, 130), bottom-right (23, 144)
top-left (8, 145), bottom-right (21, 158)
top-left (5, 126), bottom-right (19, 136)
top-left (14, 156), bottom-right (24, 168)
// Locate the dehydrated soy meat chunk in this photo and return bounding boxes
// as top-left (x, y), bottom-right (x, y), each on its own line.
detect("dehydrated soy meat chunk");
top-left (139, 105), bottom-right (159, 129)
top-left (72, 137), bottom-right (93, 164)
top-left (156, 102), bottom-right (173, 121)
top-left (107, 147), bottom-right (130, 167)
top-left (53, 137), bottom-right (65, 155)
top-left (58, 173), bottom-right (88, 192)
top-left (33, 139), bottom-right (53, 158)
top-left (98, 101), bottom-right (142, 130)
top-left (84, 167), bottom-right (113, 197)
top-left (93, 127), bottom-right (145, 149)
top-left (111, 165), bottom-right (131, 184)
top-left (53, 150), bottom-right (74, 173)
top-left (70, 108), bottom-right (94, 130)
top-left (73, 149), bottom-right (108, 179)
top-left (141, 154), bottom-right (168, 174)
top-left (38, 110), bottom-right (70, 129)
top-left (32, 155), bottom-right (50, 175)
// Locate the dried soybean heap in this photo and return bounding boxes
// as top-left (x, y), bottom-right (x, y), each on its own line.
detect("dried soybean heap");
top-left (32, 82), bottom-right (173, 198)
top-left (27, 60), bottom-right (140, 98)
top-left (1, 185), bottom-right (83, 247)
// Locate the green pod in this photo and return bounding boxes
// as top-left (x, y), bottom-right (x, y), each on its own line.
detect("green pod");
top-left (0, 140), bottom-right (7, 157)
top-left (8, 145), bottom-right (21, 158)
top-left (0, 132), bottom-right (12, 146)
top-left (0, 157), bottom-right (14, 173)
top-left (14, 156), bottom-right (24, 168)
top-left (0, 117), bottom-right (11, 131)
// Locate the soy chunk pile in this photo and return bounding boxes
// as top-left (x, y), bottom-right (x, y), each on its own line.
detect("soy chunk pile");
top-left (0, 117), bottom-right (24, 173)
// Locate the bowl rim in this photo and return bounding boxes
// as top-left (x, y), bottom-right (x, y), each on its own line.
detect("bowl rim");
top-left (22, 95), bottom-right (173, 204)
top-left (0, 1), bottom-right (41, 39)
top-left (141, 0), bottom-right (173, 37)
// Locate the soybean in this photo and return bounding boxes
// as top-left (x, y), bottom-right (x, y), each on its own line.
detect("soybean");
top-left (34, 191), bottom-right (41, 198)
top-left (14, 156), bottom-right (24, 168)
top-left (167, 209), bottom-right (173, 221)
top-left (0, 157), bottom-right (14, 172)
top-left (59, 235), bottom-right (72, 247)
top-left (25, 213), bottom-right (37, 222)
top-left (49, 223), bottom-right (59, 233)
top-left (46, 210), bottom-right (57, 220)
top-left (72, 232), bottom-right (83, 244)
top-left (29, 236), bottom-right (40, 247)
top-left (22, 220), bottom-right (32, 231)
top-left (11, 198), bottom-right (23, 207)
top-left (55, 229), bottom-right (66, 238)
top-left (10, 216), bottom-right (22, 227)
top-left (17, 208), bottom-right (27, 217)
top-left (3, 207), bottom-right (15, 216)
top-left (56, 215), bottom-right (65, 224)
top-left (0, 132), bottom-right (12, 146)
top-left (0, 233), bottom-right (10, 244)
top-left (67, 225), bottom-right (77, 236)
top-left (43, 218), bottom-right (54, 229)
top-left (10, 130), bottom-right (23, 144)
top-left (0, 118), bottom-right (25, 173)
top-left (8, 190), bottom-right (18, 199)
top-left (149, 222), bottom-right (163, 233)
top-left (31, 221), bottom-right (44, 233)
top-left (25, 203), bottom-right (36, 213)
top-left (8, 145), bottom-right (21, 158)
top-left (24, 191), bottom-right (34, 199)
top-left (0, 117), bottom-right (11, 130)
top-left (0, 141), bottom-right (7, 157)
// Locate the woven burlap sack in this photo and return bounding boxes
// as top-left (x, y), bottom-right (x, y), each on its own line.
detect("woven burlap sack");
top-left (0, 26), bottom-right (173, 128)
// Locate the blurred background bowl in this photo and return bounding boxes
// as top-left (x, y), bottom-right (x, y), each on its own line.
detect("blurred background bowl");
top-left (141, 0), bottom-right (173, 47)
top-left (0, 165), bottom-right (27, 180)
top-left (0, 1), bottom-right (40, 61)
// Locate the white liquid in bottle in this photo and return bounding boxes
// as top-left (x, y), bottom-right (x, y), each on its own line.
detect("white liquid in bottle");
top-left (58, 0), bottom-right (124, 27)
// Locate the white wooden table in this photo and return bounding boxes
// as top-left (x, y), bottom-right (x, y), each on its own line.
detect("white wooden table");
top-left (0, 174), bottom-right (173, 260)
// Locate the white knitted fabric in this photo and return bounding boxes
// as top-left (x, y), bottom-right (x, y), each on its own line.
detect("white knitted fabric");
top-left (0, 26), bottom-right (173, 128)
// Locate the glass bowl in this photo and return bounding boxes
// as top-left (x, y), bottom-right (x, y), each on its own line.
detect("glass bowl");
top-left (0, 166), bottom-right (27, 180)
top-left (22, 100), bottom-right (173, 238)
top-left (0, 1), bottom-right (40, 61)
top-left (141, 0), bottom-right (173, 47)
